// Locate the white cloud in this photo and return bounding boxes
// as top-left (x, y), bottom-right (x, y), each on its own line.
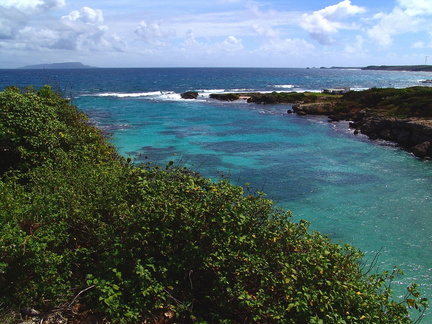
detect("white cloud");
top-left (397, 0), bottom-right (432, 15)
top-left (344, 35), bottom-right (365, 54)
top-left (0, 6), bottom-right (27, 39)
top-left (182, 29), bottom-right (205, 50)
top-left (34, 0), bottom-right (65, 12)
top-left (135, 20), bottom-right (175, 46)
top-left (63, 7), bottom-right (104, 25)
top-left (0, 0), bottom-right (65, 40)
top-left (218, 0), bottom-right (243, 3)
top-left (3, 6), bottom-right (126, 52)
top-left (412, 29), bottom-right (432, 48)
top-left (251, 23), bottom-right (279, 38)
top-left (367, 8), bottom-right (417, 47)
top-left (178, 31), bottom-right (244, 59)
top-left (2, 0), bottom-right (65, 13)
top-left (0, 3), bottom-right (123, 52)
top-left (51, 7), bottom-right (113, 50)
top-left (260, 37), bottom-right (315, 55)
top-left (300, 0), bottom-right (366, 45)
top-left (2, 0), bottom-right (40, 7)
top-left (18, 26), bottom-right (61, 49)
top-left (367, 0), bottom-right (432, 47)
top-left (413, 40), bottom-right (426, 48)
top-left (218, 35), bottom-right (244, 52)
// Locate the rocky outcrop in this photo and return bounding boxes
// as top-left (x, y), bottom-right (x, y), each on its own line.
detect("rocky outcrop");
top-left (209, 88), bottom-right (432, 159)
top-left (411, 141), bottom-right (431, 158)
top-left (181, 91), bottom-right (199, 99)
top-left (209, 93), bottom-right (240, 101)
top-left (292, 102), bottom-right (335, 115)
top-left (348, 114), bottom-right (432, 158)
top-left (247, 94), bottom-right (279, 104)
top-left (294, 104), bottom-right (432, 159)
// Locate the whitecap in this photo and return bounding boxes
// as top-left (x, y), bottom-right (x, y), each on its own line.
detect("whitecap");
top-left (157, 91), bottom-right (182, 101)
top-left (351, 87), bottom-right (369, 91)
top-left (95, 91), bottom-right (163, 97)
top-left (196, 89), bottom-right (226, 93)
top-left (230, 88), bottom-right (255, 92)
top-left (295, 89), bottom-right (322, 93)
top-left (273, 84), bottom-right (295, 89)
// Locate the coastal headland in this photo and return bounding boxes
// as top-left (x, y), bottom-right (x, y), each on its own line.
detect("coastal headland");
top-left (361, 65), bottom-right (432, 72)
top-left (183, 87), bottom-right (432, 159)
top-left (321, 65), bottom-right (432, 72)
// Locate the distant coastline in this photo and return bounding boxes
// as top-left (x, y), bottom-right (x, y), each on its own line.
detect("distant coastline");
top-left (362, 65), bottom-right (432, 72)
top-left (321, 65), bottom-right (432, 72)
top-left (18, 62), bottom-right (95, 69)
top-left (13, 64), bottom-right (432, 71)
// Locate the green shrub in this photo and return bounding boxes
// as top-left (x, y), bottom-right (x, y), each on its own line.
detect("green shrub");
top-left (342, 87), bottom-right (432, 117)
top-left (0, 85), bottom-right (116, 175)
top-left (0, 86), bottom-right (427, 323)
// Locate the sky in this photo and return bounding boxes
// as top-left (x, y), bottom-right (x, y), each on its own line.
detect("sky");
top-left (1, 0), bottom-right (432, 68)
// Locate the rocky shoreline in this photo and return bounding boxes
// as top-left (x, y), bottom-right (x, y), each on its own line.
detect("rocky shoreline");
top-left (184, 88), bottom-right (432, 160)
top-left (292, 102), bottom-right (432, 159)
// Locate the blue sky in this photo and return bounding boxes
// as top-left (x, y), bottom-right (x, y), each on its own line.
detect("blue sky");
top-left (1, 0), bottom-right (432, 68)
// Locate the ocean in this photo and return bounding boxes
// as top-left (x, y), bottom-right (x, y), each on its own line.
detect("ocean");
top-left (1, 67), bottom-right (432, 320)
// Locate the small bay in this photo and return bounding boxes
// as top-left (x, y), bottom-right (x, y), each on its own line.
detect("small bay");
top-left (2, 67), bottom-right (432, 320)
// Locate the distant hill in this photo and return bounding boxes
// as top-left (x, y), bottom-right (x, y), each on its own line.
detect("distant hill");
top-left (19, 62), bottom-right (95, 69)
top-left (362, 65), bottom-right (432, 72)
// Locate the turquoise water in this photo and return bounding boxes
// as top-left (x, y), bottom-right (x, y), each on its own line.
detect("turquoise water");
top-left (2, 68), bottom-right (432, 320)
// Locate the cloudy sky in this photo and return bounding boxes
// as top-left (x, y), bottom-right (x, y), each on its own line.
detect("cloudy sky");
top-left (1, 0), bottom-right (432, 68)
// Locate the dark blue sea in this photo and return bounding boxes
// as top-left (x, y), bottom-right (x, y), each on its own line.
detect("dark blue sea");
top-left (2, 68), bottom-right (432, 320)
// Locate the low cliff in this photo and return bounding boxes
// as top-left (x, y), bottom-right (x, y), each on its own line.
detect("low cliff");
top-left (291, 87), bottom-right (432, 159)
top-left (349, 114), bottom-right (432, 158)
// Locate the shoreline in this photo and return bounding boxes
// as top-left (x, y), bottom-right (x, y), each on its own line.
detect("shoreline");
top-left (361, 65), bottom-right (432, 72)
top-left (200, 89), bottom-right (432, 160)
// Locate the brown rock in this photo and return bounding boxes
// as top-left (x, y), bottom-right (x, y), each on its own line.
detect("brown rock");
top-left (411, 141), bottom-right (431, 158)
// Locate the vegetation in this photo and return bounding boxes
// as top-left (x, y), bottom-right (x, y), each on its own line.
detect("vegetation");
top-left (209, 91), bottom-right (339, 105)
top-left (342, 86), bottom-right (432, 118)
top-left (209, 93), bottom-right (241, 101)
top-left (211, 87), bottom-right (432, 119)
top-left (362, 65), bottom-right (432, 72)
top-left (246, 91), bottom-right (322, 104)
top-left (0, 86), bottom-right (428, 323)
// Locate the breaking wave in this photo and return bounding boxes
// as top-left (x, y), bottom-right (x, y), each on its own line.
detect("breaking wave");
top-left (273, 84), bottom-right (295, 89)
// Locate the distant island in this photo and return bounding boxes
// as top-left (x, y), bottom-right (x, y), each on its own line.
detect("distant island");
top-left (18, 62), bottom-right (95, 69)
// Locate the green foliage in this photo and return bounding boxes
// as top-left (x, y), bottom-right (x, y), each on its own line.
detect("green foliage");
top-left (342, 87), bottom-right (432, 117)
top-left (0, 86), bottom-right (428, 323)
top-left (246, 92), bottom-right (309, 104)
top-left (208, 91), bottom-right (336, 105)
top-left (0, 85), bottom-right (116, 175)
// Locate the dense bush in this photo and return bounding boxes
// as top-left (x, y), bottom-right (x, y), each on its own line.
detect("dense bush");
top-left (0, 86), bottom-right (116, 175)
top-left (0, 86), bottom-right (428, 323)
top-left (342, 87), bottom-right (432, 118)
top-left (246, 92), bottom-right (314, 104)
